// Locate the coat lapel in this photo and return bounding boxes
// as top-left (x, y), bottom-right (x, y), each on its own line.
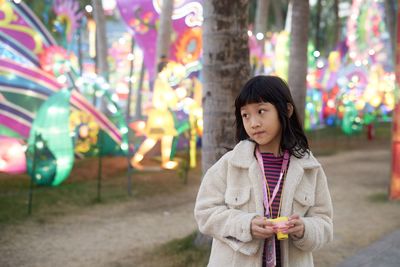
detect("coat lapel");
top-left (280, 157), bottom-right (304, 217)
top-left (248, 160), bottom-right (266, 215)
top-left (229, 140), bottom-right (265, 216)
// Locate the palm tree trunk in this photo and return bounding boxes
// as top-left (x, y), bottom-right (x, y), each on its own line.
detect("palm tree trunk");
top-left (333, 0), bottom-right (340, 48)
top-left (201, 0), bottom-right (251, 173)
top-left (384, 0), bottom-right (396, 62)
top-left (254, 0), bottom-right (270, 48)
top-left (315, 0), bottom-right (322, 52)
top-left (287, 0), bottom-right (309, 125)
top-left (156, 0), bottom-right (174, 67)
top-left (272, 0), bottom-right (284, 31)
top-left (91, 0), bottom-right (109, 81)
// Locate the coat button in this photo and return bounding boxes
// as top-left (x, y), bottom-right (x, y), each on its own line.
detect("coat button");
top-left (235, 197), bottom-right (238, 201)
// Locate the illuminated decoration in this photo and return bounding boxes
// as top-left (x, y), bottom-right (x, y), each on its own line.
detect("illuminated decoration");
top-left (26, 89), bottom-right (74, 186)
top-left (246, 0), bottom-right (394, 134)
top-left (52, 0), bottom-right (83, 45)
top-left (38, 45), bottom-right (77, 76)
top-left (389, 1), bottom-right (400, 200)
top-left (153, 0), bottom-right (203, 27)
top-left (0, 136), bottom-right (26, 174)
top-left (107, 33), bottom-right (151, 106)
top-left (170, 77), bottom-right (203, 167)
top-left (346, 0), bottom-right (390, 67)
top-left (173, 27), bottom-right (202, 65)
top-left (74, 73), bottom-right (129, 156)
top-left (116, 0), bottom-right (204, 79)
top-left (304, 89), bottom-right (322, 131)
top-left (131, 62), bottom-right (179, 170)
top-left (87, 18), bottom-right (96, 58)
top-left (0, 1), bottom-right (128, 177)
top-left (102, 0), bottom-right (117, 15)
top-left (248, 31), bottom-right (290, 79)
top-left (303, 0), bottom-right (394, 133)
top-left (0, 0), bottom-right (56, 59)
top-left (274, 31), bottom-right (290, 80)
top-left (70, 110), bottom-right (99, 154)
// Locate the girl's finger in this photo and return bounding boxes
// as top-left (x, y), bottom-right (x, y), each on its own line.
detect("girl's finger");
top-left (284, 226), bottom-right (303, 234)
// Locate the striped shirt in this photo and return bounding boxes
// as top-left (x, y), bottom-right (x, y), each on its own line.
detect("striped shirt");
top-left (261, 152), bottom-right (286, 267)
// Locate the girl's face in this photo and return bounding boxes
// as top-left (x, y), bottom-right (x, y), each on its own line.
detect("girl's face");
top-left (240, 102), bottom-right (282, 155)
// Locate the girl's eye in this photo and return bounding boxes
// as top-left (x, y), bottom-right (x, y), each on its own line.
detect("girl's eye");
top-left (259, 109), bottom-right (266, 114)
top-left (241, 113), bottom-right (248, 119)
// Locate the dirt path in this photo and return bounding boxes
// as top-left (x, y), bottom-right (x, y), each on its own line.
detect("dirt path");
top-left (0, 182), bottom-right (200, 267)
top-left (0, 146), bottom-right (399, 267)
top-left (314, 147), bottom-right (400, 266)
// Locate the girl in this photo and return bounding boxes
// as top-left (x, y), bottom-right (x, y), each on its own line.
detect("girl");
top-left (194, 75), bottom-right (333, 267)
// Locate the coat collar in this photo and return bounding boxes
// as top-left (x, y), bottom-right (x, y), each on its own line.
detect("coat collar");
top-left (229, 140), bottom-right (321, 169)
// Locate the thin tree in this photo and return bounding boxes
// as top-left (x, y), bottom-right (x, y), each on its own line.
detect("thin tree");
top-left (314, 0), bottom-right (322, 52)
top-left (271, 0), bottom-right (284, 31)
top-left (287, 0), bottom-right (309, 125)
top-left (333, 0), bottom-right (340, 48)
top-left (156, 0), bottom-right (174, 68)
top-left (91, 0), bottom-right (109, 81)
top-left (254, 0), bottom-right (270, 49)
top-left (384, 0), bottom-right (396, 61)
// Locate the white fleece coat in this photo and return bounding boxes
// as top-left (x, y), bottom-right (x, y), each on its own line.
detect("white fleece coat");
top-left (194, 140), bottom-right (333, 267)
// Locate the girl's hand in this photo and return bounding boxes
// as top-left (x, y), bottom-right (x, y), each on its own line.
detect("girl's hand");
top-left (284, 214), bottom-right (305, 239)
top-left (251, 216), bottom-right (275, 239)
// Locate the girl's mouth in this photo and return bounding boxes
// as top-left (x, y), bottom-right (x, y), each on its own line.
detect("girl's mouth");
top-left (253, 131), bottom-right (265, 137)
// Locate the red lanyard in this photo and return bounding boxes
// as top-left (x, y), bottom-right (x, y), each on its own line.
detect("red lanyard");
top-left (255, 148), bottom-right (290, 218)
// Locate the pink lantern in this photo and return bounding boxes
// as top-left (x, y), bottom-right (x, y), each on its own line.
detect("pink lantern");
top-left (0, 136), bottom-right (27, 174)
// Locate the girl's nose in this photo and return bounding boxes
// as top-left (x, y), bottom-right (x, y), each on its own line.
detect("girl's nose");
top-left (251, 120), bottom-right (260, 128)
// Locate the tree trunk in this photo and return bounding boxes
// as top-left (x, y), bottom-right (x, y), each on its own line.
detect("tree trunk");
top-left (196, 0), bottom-right (250, 247)
top-left (254, 0), bottom-right (270, 47)
top-left (272, 0), bottom-right (284, 31)
top-left (315, 0), bottom-right (322, 52)
top-left (384, 0), bottom-right (396, 62)
top-left (156, 0), bottom-right (174, 67)
top-left (91, 0), bottom-right (109, 81)
top-left (202, 0), bottom-right (251, 173)
top-left (333, 0), bottom-right (340, 48)
top-left (287, 0), bottom-right (309, 125)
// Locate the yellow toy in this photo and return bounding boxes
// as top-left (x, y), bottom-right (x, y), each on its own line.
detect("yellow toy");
top-left (268, 216), bottom-right (289, 240)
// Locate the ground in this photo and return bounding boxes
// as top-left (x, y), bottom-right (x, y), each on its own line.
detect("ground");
top-left (1, 144), bottom-right (399, 267)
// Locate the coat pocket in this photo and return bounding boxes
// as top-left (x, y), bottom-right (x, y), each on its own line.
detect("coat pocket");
top-left (293, 186), bottom-right (315, 216)
top-left (225, 187), bottom-right (251, 209)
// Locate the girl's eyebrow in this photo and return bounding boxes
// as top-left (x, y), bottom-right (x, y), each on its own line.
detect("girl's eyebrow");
top-left (256, 102), bottom-right (270, 106)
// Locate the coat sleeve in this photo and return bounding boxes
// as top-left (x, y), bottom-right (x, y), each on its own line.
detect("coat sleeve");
top-left (292, 166), bottom-right (333, 251)
top-left (194, 158), bottom-right (260, 255)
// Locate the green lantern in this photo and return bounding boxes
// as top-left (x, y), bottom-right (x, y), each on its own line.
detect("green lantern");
top-left (26, 89), bottom-right (74, 186)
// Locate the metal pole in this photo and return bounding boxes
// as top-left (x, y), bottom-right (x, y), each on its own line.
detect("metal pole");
top-left (135, 60), bottom-right (146, 119)
top-left (77, 20), bottom-right (83, 76)
top-left (97, 130), bottom-right (102, 202)
top-left (28, 134), bottom-right (38, 215)
top-left (126, 36), bottom-right (135, 196)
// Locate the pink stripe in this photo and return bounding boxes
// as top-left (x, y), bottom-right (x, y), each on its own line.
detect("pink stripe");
top-left (0, 59), bottom-right (61, 89)
top-left (0, 114), bottom-right (30, 138)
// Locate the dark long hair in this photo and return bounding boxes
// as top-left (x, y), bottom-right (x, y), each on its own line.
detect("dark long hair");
top-left (234, 75), bottom-right (309, 158)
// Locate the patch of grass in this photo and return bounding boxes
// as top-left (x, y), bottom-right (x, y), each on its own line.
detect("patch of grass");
top-left (142, 232), bottom-right (211, 267)
top-left (367, 192), bottom-right (400, 203)
top-left (0, 155), bottom-right (202, 226)
top-left (367, 192), bottom-right (391, 203)
top-left (307, 122), bottom-right (391, 157)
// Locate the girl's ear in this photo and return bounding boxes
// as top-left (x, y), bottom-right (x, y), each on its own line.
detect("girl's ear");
top-left (287, 103), bottom-right (294, 118)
